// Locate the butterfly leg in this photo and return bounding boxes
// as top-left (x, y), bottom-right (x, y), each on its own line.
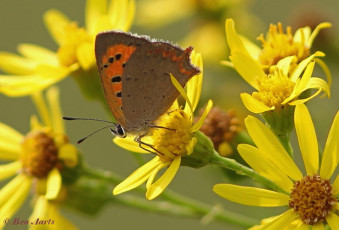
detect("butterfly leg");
top-left (148, 125), bottom-right (176, 131)
top-left (135, 134), bottom-right (164, 157)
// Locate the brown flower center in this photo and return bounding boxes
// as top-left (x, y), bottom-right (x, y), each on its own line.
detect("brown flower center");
top-left (21, 130), bottom-right (59, 178)
top-left (196, 107), bottom-right (240, 149)
top-left (288, 175), bottom-right (337, 225)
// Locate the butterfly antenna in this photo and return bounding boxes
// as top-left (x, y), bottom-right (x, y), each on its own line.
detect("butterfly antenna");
top-left (63, 116), bottom-right (115, 124)
top-left (77, 124), bottom-right (116, 144)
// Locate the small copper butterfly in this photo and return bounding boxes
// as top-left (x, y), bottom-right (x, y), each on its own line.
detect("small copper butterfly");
top-left (94, 31), bottom-right (200, 138)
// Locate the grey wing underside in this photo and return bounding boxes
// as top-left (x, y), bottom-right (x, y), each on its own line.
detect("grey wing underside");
top-left (122, 42), bottom-right (198, 131)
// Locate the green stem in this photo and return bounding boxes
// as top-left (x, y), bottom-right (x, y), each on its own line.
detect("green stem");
top-left (82, 166), bottom-right (258, 227)
top-left (277, 133), bottom-right (293, 157)
top-left (161, 190), bottom-right (258, 227)
top-left (210, 150), bottom-right (288, 195)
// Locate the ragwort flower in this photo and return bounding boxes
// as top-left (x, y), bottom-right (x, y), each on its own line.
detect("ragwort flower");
top-left (214, 103), bottom-right (339, 229)
top-left (0, 87), bottom-right (78, 228)
top-left (224, 19), bottom-right (331, 114)
top-left (224, 18), bottom-right (331, 76)
top-left (29, 195), bottom-right (77, 230)
top-left (113, 51), bottom-right (213, 200)
top-left (0, 0), bottom-right (134, 97)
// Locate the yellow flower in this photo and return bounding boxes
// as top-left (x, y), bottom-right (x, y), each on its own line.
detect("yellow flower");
top-left (29, 196), bottom-right (77, 230)
top-left (113, 51), bottom-right (213, 200)
top-left (224, 18), bottom-right (331, 74)
top-left (0, 0), bottom-right (134, 97)
top-left (224, 19), bottom-right (331, 113)
top-left (0, 87), bottom-right (78, 229)
top-left (213, 103), bottom-right (339, 229)
top-left (136, 0), bottom-right (260, 62)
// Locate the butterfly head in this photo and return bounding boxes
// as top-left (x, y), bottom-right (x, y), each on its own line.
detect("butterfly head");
top-left (110, 124), bottom-right (126, 138)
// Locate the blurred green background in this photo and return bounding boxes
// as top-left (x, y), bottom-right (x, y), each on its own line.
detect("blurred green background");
top-left (0, 0), bottom-right (338, 229)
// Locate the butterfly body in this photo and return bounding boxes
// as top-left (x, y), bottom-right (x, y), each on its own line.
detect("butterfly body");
top-left (95, 31), bottom-right (199, 136)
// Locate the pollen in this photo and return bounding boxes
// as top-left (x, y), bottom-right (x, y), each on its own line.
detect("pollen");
top-left (151, 109), bottom-right (193, 162)
top-left (57, 22), bottom-right (92, 67)
top-left (288, 175), bottom-right (337, 225)
top-left (21, 130), bottom-right (59, 178)
top-left (258, 23), bottom-right (310, 68)
top-left (252, 68), bottom-right (294, 109)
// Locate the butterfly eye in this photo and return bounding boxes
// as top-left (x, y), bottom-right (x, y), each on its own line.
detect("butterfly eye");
top-left (110, 124), bottom-right (126, 138)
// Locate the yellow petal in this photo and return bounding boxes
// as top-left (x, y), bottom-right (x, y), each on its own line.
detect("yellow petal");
top-left (245, 116), bottom-right (303, 180)
top-left (46, 87), bottom-right (64, 134)
top-left (76, 42), bottom-right (95, 70)
top-left (0, 174), bottom-right (30, 207)
top-left (109, 0), bottom-right (134, 31)
top-left (239, 35), bottom-right (261, 60)
top-left (287, 220), bottom-right (309, 230)
top-left (333, 174), bottom-right (339, 195)
top-left (58, 144), bottom-right (78, 167)
top-left (0, 142), bottom-right (21, 160)
top-left (31, 91), bottom-right (52, 128)
top-left (320, 110), bottom-right (339, 179)
top-left (135, 0), bottom-right (190, 28)
top-left (35, 64), bottom-right (71, 80)
top-left (113, 156), bottom-right (163, 195)
top-left (45, 168), bottom-right (62, 199)
top-left (290, 51), bottom-right (324, 82)
top-left (44, 9), bottom-right (70, 45)
top-left (311, 223), bottom-right (325, 230)
top-left (277, 56), bottom-right (297, 76)
top-left (170, 74), bottom-right (193, 115)
top-left (113, 136), bottom-right (151, 153)
top-left (85, 0), bottom-right (107, 35)
top-left (0, 52), bottom-right (36, 74)
top-left (287, 77), bottom-right (330, 105)
top-left (123, 0), bottom-right (135, 32)
top-left (283, 61), bottom-right (315, 104)
top-left (314, 57), bottom-right (332, 88)
top-left (0, 176), bottom-right (31, 227)
top-left (30, 196), bottom-right (47, 219)
top-left (237, 144), bottom-right (293, 192)
top-left (145, 163), bottom-right (165, 189)
top-left (293, 26), bottom-right (311, 44)
top-left (18, 44), bottom-right (58, 64)
top-left (326, 213), bottom-right (339, 230)
top-left (256, 209), bottom-right (298, 230)
top-left (0, 161), bottom-right (21, 181)
top-left (306, 22), bottom-right (332, 48)
top-left (305, 77), bottom-right (330, 97)
top-left (230, 51), bottom-right (264, 90)
top-left (225, 18), bottom-right (249, 55)
top-left (213, 184), bottom-right (289, 206)
top-left (0, 75), bottom-right (53, 97)
top-left (0, 122), bottom-right (23, 144)
top-left (294, 104), bottom-right (319, 175)
top-left (185, 51), bottom-right (203, 114)
top-left (190, 100), bottom-right (213, 132)
top-left (146, 156), bottom-right (181, 200)
top-left (240, 93), bottom-right (274, 113)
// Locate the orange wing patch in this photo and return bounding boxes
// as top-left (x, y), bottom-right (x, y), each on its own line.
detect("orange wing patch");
top-left (100, 45), bottom-right (136, 125)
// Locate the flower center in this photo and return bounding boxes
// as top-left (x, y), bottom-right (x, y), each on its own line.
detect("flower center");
top-left (288, 175), bottom-right (337, 225)
top-left (196, 107), bottom-right (240, 149)
top-left (57, 22), bottom-right (92, 67)
top-left (21, 130), bottom-right (59, 178)
top-left (252, 68), bottom-right (294, 109)
top-left (258, 23), bottom-right (310, 67)
top-left (151, 109), bottom-right (194, 162)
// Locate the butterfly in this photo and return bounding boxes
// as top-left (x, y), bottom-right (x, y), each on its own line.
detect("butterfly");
top-left (94, 31), bottom-right (200, 138)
